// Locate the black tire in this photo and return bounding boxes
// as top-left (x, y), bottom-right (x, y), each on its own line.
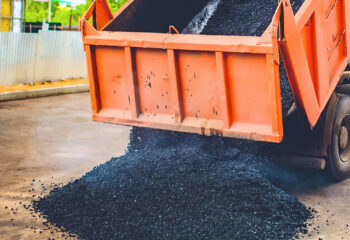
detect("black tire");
top-left (328, 94), bottom-right (350, 181)
top-left (336, 84), bottom-right (350, 95)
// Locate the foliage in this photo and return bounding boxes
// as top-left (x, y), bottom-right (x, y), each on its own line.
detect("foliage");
top-left (25, 0), bottom-right (60, 22)
top-left (107, 0), bottom-right (128, 13)
top-left (25, 0), bottom-right (128, 25)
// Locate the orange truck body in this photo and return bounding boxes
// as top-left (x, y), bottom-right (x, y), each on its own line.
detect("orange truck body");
top-left (80, 0), bottom-right (350, 143)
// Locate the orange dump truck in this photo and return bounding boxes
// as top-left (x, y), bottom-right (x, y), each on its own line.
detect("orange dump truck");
top-left (80, 0), bottom-right (350, 180)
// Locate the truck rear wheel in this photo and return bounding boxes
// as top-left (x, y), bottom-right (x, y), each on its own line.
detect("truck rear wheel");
top-left (336, 84), bottom-right (350, 95)
top-left (328, 94), bottom-right (350, 181)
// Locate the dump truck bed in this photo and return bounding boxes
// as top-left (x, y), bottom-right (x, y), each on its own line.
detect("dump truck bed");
top-left (80, 0), bottom-right (350, 143)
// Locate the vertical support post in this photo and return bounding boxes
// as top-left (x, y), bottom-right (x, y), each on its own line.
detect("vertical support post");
top-left (0, 0), bottom-right (2, 29)
top-left (69, 14), bottom-right (72, 31)
top-left (313, 3), bottom-right (329, 104)
top-left (85, 45), bottom-right (101, 114)
top-left (125, 46), bottom-right (140, 118)
top-left (266, 54), bottom-right (282, 134)
top-left (94, 0), bottom-right (113, 30)
top-left (216, 52), bottom-right (231, 129)
top-left (10, 0), bottom-right (14, 31)
top-left (48, 0), bottom-right (51, 23)
top-left (22, 0), bottom-right (26, 32)
top-left (167, 49), bottom-right (184, 123)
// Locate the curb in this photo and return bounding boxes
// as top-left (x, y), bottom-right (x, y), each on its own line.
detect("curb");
top-left (0, 84), bottom-right (89, 102)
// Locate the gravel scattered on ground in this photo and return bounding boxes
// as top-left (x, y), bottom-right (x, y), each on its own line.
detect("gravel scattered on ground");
top-left (33, 127), bottom-right (318, 240)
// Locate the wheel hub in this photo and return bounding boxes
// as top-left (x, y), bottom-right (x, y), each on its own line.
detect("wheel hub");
top-left (339, 126), bottom-right (349, 150)
top-left (339, 115), bottom-right (350, 162)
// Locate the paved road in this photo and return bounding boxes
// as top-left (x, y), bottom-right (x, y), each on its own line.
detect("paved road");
top-left (0, 93), bottom-right (348, 239)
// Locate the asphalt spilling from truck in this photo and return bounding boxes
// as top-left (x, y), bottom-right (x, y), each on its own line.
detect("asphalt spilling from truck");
top-left (31, 0), bottom-right (323, 239)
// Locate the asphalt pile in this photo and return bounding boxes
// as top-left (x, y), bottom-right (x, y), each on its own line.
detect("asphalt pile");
top-left (33, 1), bottom-right (316, 240)
top-left (201, 0), bottom-right (304, 36)
top-left (33, 127), bottom-right (317, 240)
top-left (182, 0), bottom-right (222, 34)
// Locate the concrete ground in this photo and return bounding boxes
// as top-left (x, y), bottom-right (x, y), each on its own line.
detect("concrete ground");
top-left (0, 93), bottom-right (349, 239)
top-left (0, 93), bottom-right (130, 239)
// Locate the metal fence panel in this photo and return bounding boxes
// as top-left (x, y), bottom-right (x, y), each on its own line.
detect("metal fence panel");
top-left (0, 31), bottom-right (87, 86)
top-left (0, 32), bottom-right (37, 85)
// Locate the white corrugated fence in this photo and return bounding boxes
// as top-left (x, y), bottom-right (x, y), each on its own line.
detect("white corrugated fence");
top-left (0, 31), bottom-right (88, 86)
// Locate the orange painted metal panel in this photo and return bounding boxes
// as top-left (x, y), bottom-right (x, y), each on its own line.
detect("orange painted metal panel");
top-left (176, 51), bottom-right (219, 120)
top-left (279, 0), bottom-right (349, 127)
top-left (87, 41), bottom-right (282, 142)
top-left (225, 53), bottom-right (274, 126)
top-left (95, 46), bottom-right (130, 111)
top-left (81, 0), bottom-right (349, 143)
top-left (134, 48), bottom-right (173, 115)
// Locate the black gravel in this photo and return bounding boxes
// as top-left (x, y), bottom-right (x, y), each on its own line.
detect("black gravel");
top-left (202, 0), bottom-right (304, 36)
top-left (33, 127), bottom-right (317, 240)
top-left (279, 62), bottom-right (295, 116)
top-left (104, 0), bottom-right (211, 33)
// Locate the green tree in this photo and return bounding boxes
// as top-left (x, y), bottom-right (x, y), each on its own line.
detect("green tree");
top-left (25, 0), bottom-right (127, 25)
top-left (107, 0), bottom-right (127, 13)
top-left (25, 0), bottom-right (60, 22)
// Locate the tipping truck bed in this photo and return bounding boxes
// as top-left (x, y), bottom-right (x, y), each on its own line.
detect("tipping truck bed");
top-left (80, 0), bottom-right (350, 143)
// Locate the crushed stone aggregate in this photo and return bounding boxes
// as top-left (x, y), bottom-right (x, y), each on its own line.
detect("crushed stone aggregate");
top-left (34, 127), bottom-right (317, 240)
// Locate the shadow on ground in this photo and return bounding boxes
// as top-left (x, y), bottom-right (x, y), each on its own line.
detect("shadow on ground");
top-left (268, 163), bottom-right (334, 194)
